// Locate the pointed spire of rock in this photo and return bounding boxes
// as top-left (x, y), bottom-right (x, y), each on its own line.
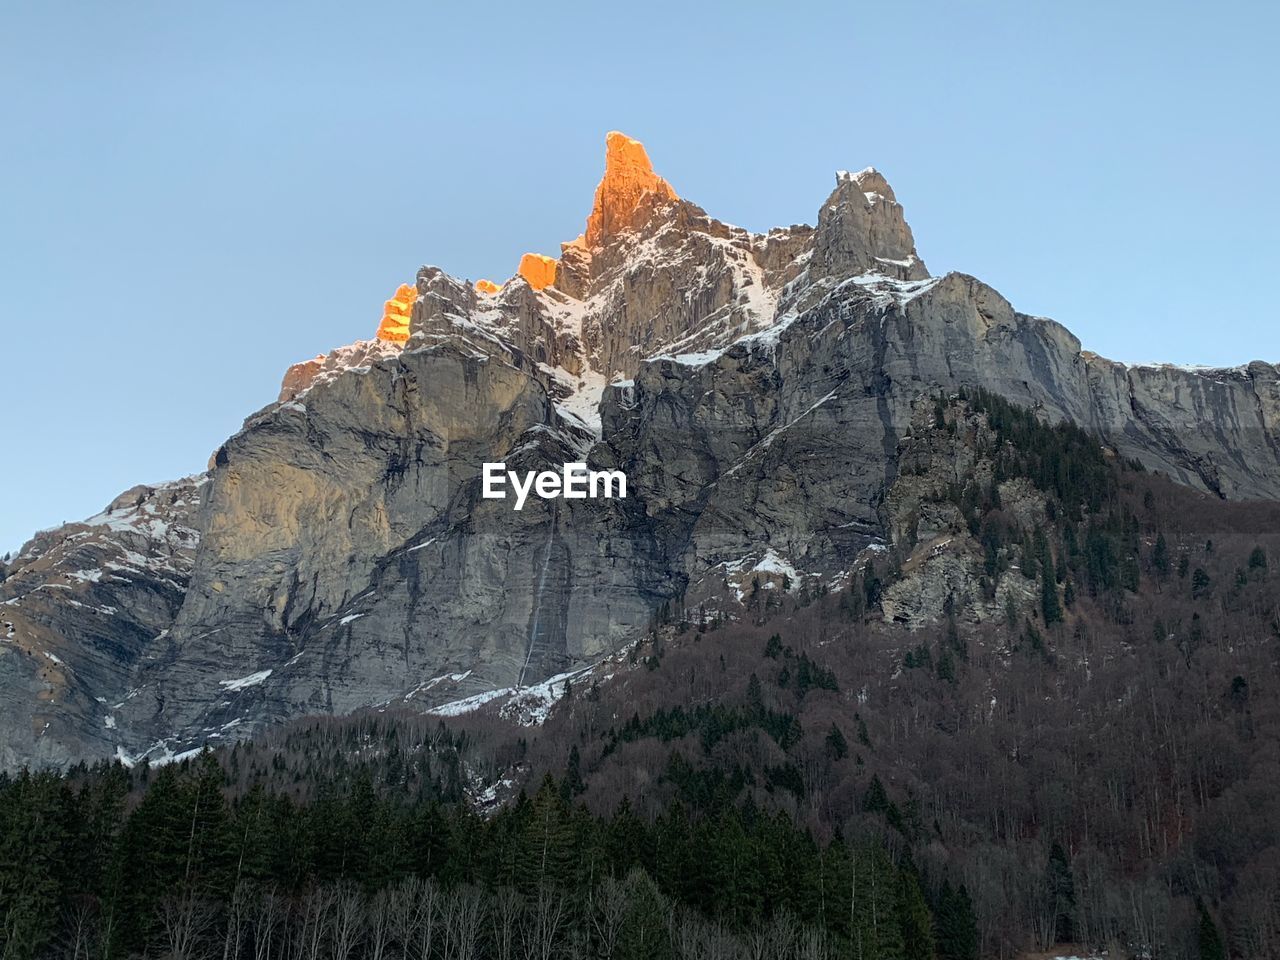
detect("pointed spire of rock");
top-left (584, 131), bottom-right (678, 249)
top-left (375, 283), bottom-right (415, 343)
top-left (812, 169), bottom-right (927, 282)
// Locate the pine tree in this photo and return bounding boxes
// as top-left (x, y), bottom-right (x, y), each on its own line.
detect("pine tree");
top-left (935, 880), bottom-right (979, 960)
top-left (1197, 900), bottom-right (1226, 960)
top-left (1153, 532), bottom-right (1170, 576)
top-left (825, 724), bottom-right (849, 760)
top-left (562, 746), bottom-right (585, 799)
top-left (1193, 567), bottom-right (1213, 598)
top-left (862, 775), bottom-right (889, 813)
top-left (0, 771), bottom-right (72, 960)
top-left (897, 865), bottom-right (935, 960)
top-left (517, 777), bottom-right (577, 893)
top-left (1046, 842), bottom-right (1076, 943)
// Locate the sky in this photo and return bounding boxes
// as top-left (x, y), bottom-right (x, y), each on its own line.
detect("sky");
top-left (2, 0), bottom-right (1277, 554)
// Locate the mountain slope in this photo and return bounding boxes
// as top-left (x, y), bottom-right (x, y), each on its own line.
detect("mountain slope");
top-left (2, 131), bottom-right (1278, 770)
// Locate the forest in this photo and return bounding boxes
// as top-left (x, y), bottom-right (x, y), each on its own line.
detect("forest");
top-left (0, 747), bottom-right (978, 960)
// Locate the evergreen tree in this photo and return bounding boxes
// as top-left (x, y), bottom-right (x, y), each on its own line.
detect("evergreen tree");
top-left (825, 724), bottom-right (849, 761)
top-left (1192, 567), bottom-right (1213, 598)
top-left (1153, 532), bottom-right (1170, 576)
top-left (518, 777), bottom-right (577, 893)
top-left (562, 746), bottom-right (586, 799)
top-left (0, 772), bottom-right (71, 960)
top-left (1197, 900), bottom-right (1226, 960)
top-left (897, 865), bottom-right (935, 960)
top-left (1045, 842), bottom-right (1076, 943)
top-left (1033, 529), bottom-right (1061, 620)
top-left (935, 880), bottom-right (979, 960)
top-left (862, 775), bottom-right (890, 814)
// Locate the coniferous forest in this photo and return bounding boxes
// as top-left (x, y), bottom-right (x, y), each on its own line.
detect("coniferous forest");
top-left (1, 747), bottom-right (974, 960)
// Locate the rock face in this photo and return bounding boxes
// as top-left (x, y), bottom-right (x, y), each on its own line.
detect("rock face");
top-left (584, 131), bottom-right (678, 250)
top-left (374, 283), bottom-right (416, 344)
top-left (0, 477), bottom-right (204, 769)
top-left (4, 132), bottom-right (1278, 769)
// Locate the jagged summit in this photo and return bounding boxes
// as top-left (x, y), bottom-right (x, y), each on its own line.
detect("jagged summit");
top-left (582, 130), bottom-right (679, 249)
top-left (470, 131), bottom-right (684, 299)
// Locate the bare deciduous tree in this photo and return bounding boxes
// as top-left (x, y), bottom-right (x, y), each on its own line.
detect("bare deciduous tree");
top-left (443, 885), bottom-right (484, 960)
top-left (329, 885), bottom-right (363, 960)
top-left (488, 887), bottom-right (522, 960)
top-left (158, 891), bottom-right (217, 960)
top-left (588, 875), bottom-right (627, 960)
top-left (250, 885), bottom-right (284, 960)
top-left (521, 885), bottom-right (567, 960)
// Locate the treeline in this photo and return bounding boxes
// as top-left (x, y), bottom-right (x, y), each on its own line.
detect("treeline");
top-left (0, 753), bottom-right (978, 960)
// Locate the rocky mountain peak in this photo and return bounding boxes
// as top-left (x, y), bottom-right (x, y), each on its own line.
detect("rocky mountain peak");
top-left (583, 131), bottom-right (679, 250)
top-left (813, 168), bottom-right (927, 282)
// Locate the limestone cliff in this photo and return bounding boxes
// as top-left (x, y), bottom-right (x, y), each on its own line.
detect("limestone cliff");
top-left (3, 132), bottom-right (1277, 769)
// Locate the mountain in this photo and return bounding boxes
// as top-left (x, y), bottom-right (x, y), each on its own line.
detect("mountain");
top-left (6, 402), bottom-right (1279, 960)
top-left (3, 131), bottom-right (1278, 771)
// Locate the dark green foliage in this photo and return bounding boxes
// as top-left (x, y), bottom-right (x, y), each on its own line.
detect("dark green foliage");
top-left (862, 774), bottom-right (890, 813)
top-left (1038, 530), bottom-right (1062, 624)
top-left (961, 387), bottom-right (1113, 518)
top-left (1249, 545), bottom-right (1268, 571)
top-left (1192, 567), bottom-right (1213, 598)
top-left (603, 697), bottom-right (803, 758)
top-left (1045, 841), bottom-right (1076, 943)
top-left (0, 750), bottom-right (945, 960)
top-left (1198, 900), bottom-right (1226, 960)
top-left (937, 647), bottom-right (957, 684)
top-left (769, 639), bottom-right (838, 697)
top-left (898, 865), bottom-right (935, 960)
top-left (935, 880), bottom-right (979, 960)
top-left (825, 723), bottom-right (849, 760)
top-left (1153, 532), bottom-right (1171, 575)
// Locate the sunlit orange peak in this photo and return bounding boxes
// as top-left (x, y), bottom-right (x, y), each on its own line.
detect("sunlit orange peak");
top-left (517, 253), bottom-right (558, 291)
top-left (475, 279), bottom-right (502, 295)
top-left (585, 131), bottom-right (678, 249)
top-left (375, 283), bottom-right (415, 343)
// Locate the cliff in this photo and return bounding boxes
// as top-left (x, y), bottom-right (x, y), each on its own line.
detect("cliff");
top-left (2, 132), bottom-right (1277, 769)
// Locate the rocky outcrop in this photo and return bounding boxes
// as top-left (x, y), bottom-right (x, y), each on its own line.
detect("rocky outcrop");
top-left (0, 477), bottom-right (205, 769)
top-left (375, 283), bottom-right (416, 343)
top-left (4, 132), bottom-right (1278, 770)
top-left (877, 400), bottom-right (1044, 630)
top-left (584, 131), bottom-right (678, 250)
top-left (811, 168), bottom-right (928, 282)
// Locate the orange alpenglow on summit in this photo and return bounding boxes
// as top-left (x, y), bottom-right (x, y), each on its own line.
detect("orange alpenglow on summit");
top-left (585, 131), bottom-right (678, 249)
top-left (376, 283), bottom-right (415, 343)
top-left (505, 132), bottom-right (677, 293)
top-left (517, 253), bottom-right (558, 291)
top-left (475, 279), bottom-right (502, 295)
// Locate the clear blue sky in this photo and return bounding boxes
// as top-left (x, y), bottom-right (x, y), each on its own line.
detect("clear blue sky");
top-left (2, 1), bottom-right (1277, 554)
